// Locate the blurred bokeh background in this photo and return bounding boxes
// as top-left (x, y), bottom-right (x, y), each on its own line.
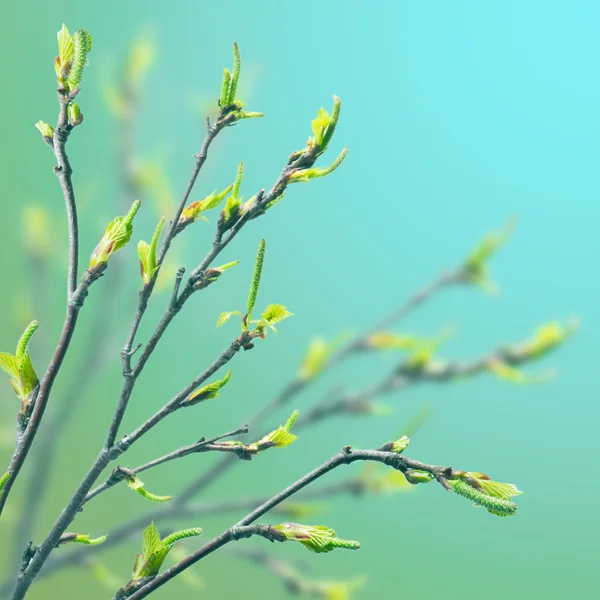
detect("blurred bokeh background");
top-left (0, 1), bottom-right (598, 598)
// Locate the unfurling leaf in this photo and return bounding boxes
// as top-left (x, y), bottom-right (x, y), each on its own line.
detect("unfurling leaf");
top-left (216, 310), bottom-right (242, 328)
top-left (391, 435), bottom-right (409, 454)
top-left (186, 371), bottom-right (232, 405)
top-left (463, 218), bottom-right (515, 292)
top-left (131, 523), bottom-right (202, 582)
top-left (138, 217), bottom-right (165, 285)
top-left (195, 261), bottom-right (239, 290)
top-left (299, 337), bottom-right (338, 381)
top-left (126, 474), bottom-right (173, 503)
top-left (273, 523), bottom-right (360, 554)
top-left (518, 320), bottom-right (577, 360)
top-left (260, 304), bottom-right (293, 333)
top-left (307, 96), bottom-right (342, 154)
top-left (249, 410), bottom-right (299, 452)
top-left (90, 200), bottom-right (141, 269)
top-left (35, 121), bottom-right (54, 144)
top-left (0, 320), bottom-right (40, 406)
top-left (180, 185), bottom-right (233, 226)
top-left (67, 102), bottom-right (83, 126)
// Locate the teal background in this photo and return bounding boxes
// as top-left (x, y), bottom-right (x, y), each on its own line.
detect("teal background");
top-left (0, 1), bottom-right (598, 598)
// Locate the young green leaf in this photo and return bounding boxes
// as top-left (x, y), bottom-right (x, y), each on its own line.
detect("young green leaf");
top-left (249, 409), bottom-right (299, 451)
top-left (186, 371), bottom-right (232, 405)
top-left (0, 321), bottom-right (40, 403)
top-left (132, 523), bottom-right (203, 582)
top-left (138, 217), bottom-right (165, 285)
top-left (463, 218), bottom-right (516, 292)
top-left (216, 311), bottom-right (242, 328)
top-left (180, 185), bottom-right (233, 225)
top-left (261, 304), bottom-right (293, 333)
top-left (90, 200), bottom-right (141, 269)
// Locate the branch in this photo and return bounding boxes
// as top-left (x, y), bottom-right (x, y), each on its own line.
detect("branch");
top-left (299, 338), bottom-right (552, 428)
top-left (83, 425), bottom-right (249, 504)
top-left (0, 265), bottom-right (106, 517)
top-left (107, 117), bottom-right (229, 449)
top-left (123, 447), bottom-right (458, 599)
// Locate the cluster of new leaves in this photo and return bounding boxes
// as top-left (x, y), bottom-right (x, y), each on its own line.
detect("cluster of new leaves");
top-left (221, 410), bottom-right (300, 458)
top-left (218, 43), bottom-right (263, 121)
top-left (448, 472), bottom-right (523, 517)
top-left (273, 523), bottom-right (361, 554)
top-left (121, 523), bottom-right (203, 595)
top-left (217, 239), bottom-right (292, 346)
top-left (0, 321), bottom-right (40, 412)
top-left (36, 24), bottom-right (93, 142)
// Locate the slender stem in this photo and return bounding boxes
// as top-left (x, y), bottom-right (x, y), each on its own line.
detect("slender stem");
top-left (0, 91), bottom-right (88, 518)
top-left (107, 121), bottom-right (224, 449)
top-left (124, 448), bottom-right (455, 599)
top-left (54, 92), bottom-right (79, 299)
top-left (84, 425), bottom-right (248, 504)
top-left (0, 267), bottom-right (104, 518)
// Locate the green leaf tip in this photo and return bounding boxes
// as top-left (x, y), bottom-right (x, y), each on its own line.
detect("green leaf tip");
top-left (260, 304), bottom-right (293, 334)
top-left (245, 239), bottom-right (266, 326)
top-left (249, 409), bottom-right (299, 451)
top-left (126, 474), bottom-right (173, 503)
top-left (138, 217), bottom-right (166, 285)
top-left (180, 185), bottom-right (233, 226)
top-left (217, 44), bottom-right (262, 122)
top-left (0, 472), bottom-right (9, 496)
top-left (273, 523), bottom-right (360, 554)
top-left (90, 200), bottom-right (141, 269)
top-left (464, 217), bottom-right (516, 292)
top-left (131, 523), bottom-right (203, 582)
top-left (186, 370), bottom-right (232, 405)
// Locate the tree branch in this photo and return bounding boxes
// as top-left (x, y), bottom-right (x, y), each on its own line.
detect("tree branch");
top-left (123, 447), bottom-right (457, 599)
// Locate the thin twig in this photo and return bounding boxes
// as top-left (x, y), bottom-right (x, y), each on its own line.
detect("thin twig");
top-left (83, 425), bottom-right (249, 504)
top-left (123, 447), bottom-right (457, 599)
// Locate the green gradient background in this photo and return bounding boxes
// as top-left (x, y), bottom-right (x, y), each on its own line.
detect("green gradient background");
top-left (0, 1), bottom-right (598, 598)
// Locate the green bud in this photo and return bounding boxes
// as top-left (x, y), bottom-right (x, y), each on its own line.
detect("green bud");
top-left (391, 435), bottom-right (410, 454)
top-left (67, 102), bottom-right (83, 126)
top-left (35, 121), bottom-right (54, 143)
top-left (137, 217), bottom-right (165, 285)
